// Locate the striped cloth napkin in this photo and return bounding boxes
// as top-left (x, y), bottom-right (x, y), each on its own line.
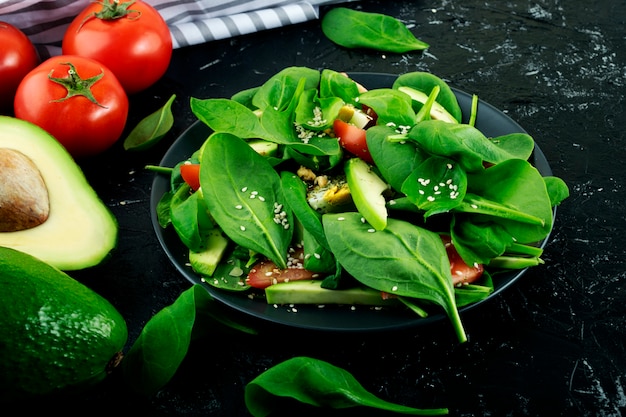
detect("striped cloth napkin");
top-left (0, 0), bottom-right (357, 57)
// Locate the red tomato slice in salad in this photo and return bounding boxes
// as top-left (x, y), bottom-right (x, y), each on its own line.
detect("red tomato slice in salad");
top-left (333, 119), bottom-right (374, 163)
top-left (246, 248), bottom-right (317, 289)
top-left (441, 235), bottom-right (484, 286)
top-left (180, 163), bottom-right (201, 191)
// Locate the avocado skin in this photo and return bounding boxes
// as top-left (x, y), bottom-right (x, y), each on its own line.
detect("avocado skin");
top-left (0, 247), bottom-right (128, 402)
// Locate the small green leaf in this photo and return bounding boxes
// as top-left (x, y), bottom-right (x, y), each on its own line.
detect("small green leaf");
top-left (322, 8), bottom-right (429, 53)
top-left (245, 356), bottom-right (448, 416)
top-left (123, 94), bottom-right (176, 150)
top-left (122, 285), bottom-right (257, 397)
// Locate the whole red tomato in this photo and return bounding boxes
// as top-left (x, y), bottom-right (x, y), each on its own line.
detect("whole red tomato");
top-left (0, 22), bottom-right (39, 112)
top-left (62, 0), bottom-right (172, 95)
top-left (14, 55), bottom-right (129, 158)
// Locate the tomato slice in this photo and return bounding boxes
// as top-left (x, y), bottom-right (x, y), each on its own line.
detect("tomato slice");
top-left (333, 119), bottom-right (373, 163)
top-left (441, 235), bottom-right (484, 286)
top-left (246, 248), bottom-right (317, 289)
top-left (180, 163), bottom-right (201, 191)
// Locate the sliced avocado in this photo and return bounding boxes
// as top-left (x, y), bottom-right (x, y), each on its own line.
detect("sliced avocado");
top-left (189, 228), bottom-right (230, 277)
top-left (344, 157), bottom-right (390, 231)
top-left (248, 139), bottom-right (278, 157)
top-left (265, 279), bottom-right (399, 306)
top-left (0, 246), bottom-right (128, 401)
top-left (0, 116), bottom-right (117, 270)
top-left (397, 86), bottom-right (459, 123)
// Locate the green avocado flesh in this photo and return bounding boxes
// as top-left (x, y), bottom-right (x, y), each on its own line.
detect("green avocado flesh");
top-left (0, 116), bottom-right (117, 270)
top-left (0, 246), bottom-right (128, 402)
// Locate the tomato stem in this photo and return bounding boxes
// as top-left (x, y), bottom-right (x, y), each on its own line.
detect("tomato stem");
top-left (78, 0), bottom-right (141, 31)
top-left (47, 62), bottom-right (107, 108)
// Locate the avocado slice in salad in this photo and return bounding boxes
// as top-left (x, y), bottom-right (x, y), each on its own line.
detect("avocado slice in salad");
top-left (397, 86), bottom-right (459, 123)
top-left (344, 157), bottom-right (390, 231)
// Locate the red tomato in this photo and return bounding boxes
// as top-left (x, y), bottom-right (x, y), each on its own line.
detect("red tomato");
top-left (14, 56), bottom-right (129, 158)
top-left (333, 119), bottom-right (373, 163)
top-left (0, 22), bottom-right (39, 112)
top-left (441, 235), bottom-right (484, 286)
top-left (246, 248), bottom-right (316, 289)
top-left (180, 163), bottom-right (201, 191)
top-left (62, 0), bottom-right (172, 95)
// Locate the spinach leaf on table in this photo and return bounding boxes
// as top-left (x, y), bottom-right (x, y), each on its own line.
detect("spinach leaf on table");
top-left (122, 285), bottom-right (257, 397)
top-left (321, 7), bottom-right (429, 53)
top-left (245, 356), bottom-right (448, 416)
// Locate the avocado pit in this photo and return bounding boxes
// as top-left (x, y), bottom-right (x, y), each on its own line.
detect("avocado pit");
top-left (0, 147), bottom-right (50, 232)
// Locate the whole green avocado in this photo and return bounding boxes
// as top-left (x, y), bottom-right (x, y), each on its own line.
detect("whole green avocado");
top-left (0, 246), bottom-right (128, 402)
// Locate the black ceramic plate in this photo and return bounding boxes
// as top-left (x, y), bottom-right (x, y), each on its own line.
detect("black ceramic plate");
top-left (150, 73), bottom-right (554, 332)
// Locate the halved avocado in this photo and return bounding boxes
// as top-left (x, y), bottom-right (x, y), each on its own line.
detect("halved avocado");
top-left (0, 116), bottom-right (117, 270)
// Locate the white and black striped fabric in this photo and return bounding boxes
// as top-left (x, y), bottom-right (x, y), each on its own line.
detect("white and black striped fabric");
top-left (0, 0), bottom-right (357, 57)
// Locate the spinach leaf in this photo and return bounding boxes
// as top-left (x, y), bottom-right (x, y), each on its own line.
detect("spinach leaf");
top-left (156, 189), bottom-right (173, 228)
top-left (407, 120), bottom-right (526, 172)
top-left (245, 356), bottom-right (448, 416)
top-left (321, 8), bottom-right (429, 53)
top-left (544, 176), bottom-right (570, 206)
top-left (190, 97), bottom-right (270, 140)
top-left (454, 273), bottom-right (494, 307)
top-left (123, 94), bottom-right (176, 151)
top-left (123, 285), bottom-right (257, 397)
top-left (489, 132), bottom-right (535, 160)
top-left (358, 88), bottom-right (416, 128)
top-left (295, 88), bottom-right (344, 131)
top-left (280, 171), bottom-right (330, 251)
top-left (252, 66), bottom-right (320, 111)
top-left (199, 132), bottom-right (293, 269)
top-left (319, 68), bottom-right (361, 105)
top-left (323, 212), bottom-right (466, 342)
top-left (366, 124), bottom-right (427, 193)
top-left (461, 158), bottom-right (554, 243)
top-left (170, 184), bottom-right (204, 252)
top-left (401, 156), bottom-right (468, 218)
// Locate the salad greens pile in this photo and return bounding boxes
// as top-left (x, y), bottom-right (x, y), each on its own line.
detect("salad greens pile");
top-left (155, 67), bottom-right (569, 343)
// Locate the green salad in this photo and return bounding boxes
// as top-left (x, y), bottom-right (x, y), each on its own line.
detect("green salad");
top-left (154, 67), bottom-right (569, 342)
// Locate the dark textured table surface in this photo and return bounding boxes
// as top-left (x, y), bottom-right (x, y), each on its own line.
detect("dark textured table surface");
top-left (19, 1), bottom-right (626, 416)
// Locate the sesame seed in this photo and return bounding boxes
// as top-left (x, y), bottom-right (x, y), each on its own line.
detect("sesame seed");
top-left (235, 204), bottom-right (243, 209)
top-left (447, 163), bottom-right (453, 169)
top-left (367, 228), bottom-right (376, 233)
top-left (241, 187), bottom-right (248, 192)
top-left (314, 253), bottom-right (321, 259)
top-left (338, 217), bottom-right (345, 221)
top-left (258, 196), bottom-right (265, 202)
top-left (391, 285), bottom-right (398, 291)
top-left (240, 225), bottom-right (246, 231)
top-left (471, 204), bottom-right (478, 209)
